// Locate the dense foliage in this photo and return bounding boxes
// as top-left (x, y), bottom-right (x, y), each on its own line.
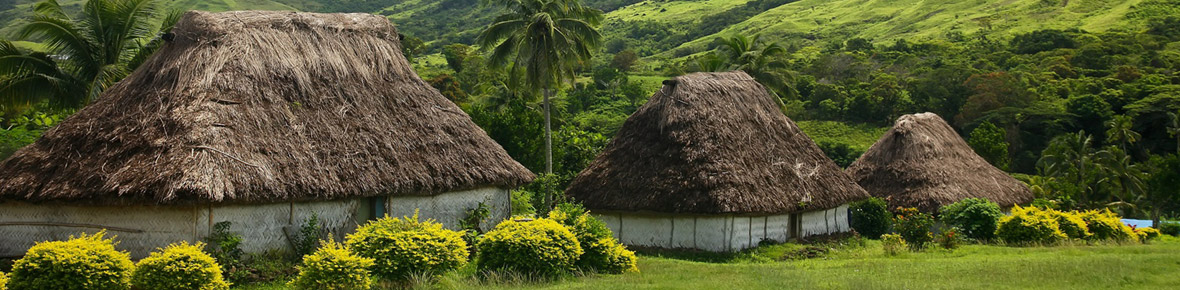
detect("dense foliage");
top-left (344, 213), bottom-right (469, 281)
top-left (131, 242), bottom-right (230, 290)
top-left (476, 218), bottom-right (584, 276)
top-left (289, 240), bottom-right (374, 290)
top-left (1078, 209), bottom-right (1139, 242)
top-left (892, 207), bottom-right (934, 250)
top-left (548, 203), bottom-right (638, 274)
top-left (8, 231), bottom-right (134, 290)
top-left (939, 198), bottom-right (1003, 240)
top-left (849, 197), bottom-right (892, 238)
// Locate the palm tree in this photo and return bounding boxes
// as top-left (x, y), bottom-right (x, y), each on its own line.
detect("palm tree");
top-left (716, 34), bottom-right (793, 98)
top-left (478, 0), bottom-right (603, 175)
top-left (1038, 131), bottom-right (1108, 207)
top-left (0, 0), bottom-right (177, 110)
top-left (1104, 115), bottom-right (1140, 153)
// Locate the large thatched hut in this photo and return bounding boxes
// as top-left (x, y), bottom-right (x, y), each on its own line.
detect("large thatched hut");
top-left (0, 11), bottom-right (533, 258)
top-left (846, 113), bottom-right (1033, 212)
top-left (566, 71), bottom-right (869, 252)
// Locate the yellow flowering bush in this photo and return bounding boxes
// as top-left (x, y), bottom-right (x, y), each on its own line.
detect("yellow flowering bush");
top-left (344, 212), bottom-right (468, 281)
top-left (1137, 227), bottom-right (1161, 243)
top-left (1078, 209), bottom-right (1137, 242)
top-left (880, 233), bottom-right (906, 256)
top-left (8, 231), bottom-right (134, 290)
top-left (476, 218), bottom-right (584, 276)
top-left (995, 206), bottom-right (1067, 245)
top-left (1044, 209), bottom-right (1091, 239)
top-left (131, 241), bottom-right (229, 290)
top-left (548, 204), bottom-right (638, 274)
top-left (1, 271), bottom-right (8, 290)
top-left (289, 240), bottom-right (374, 290)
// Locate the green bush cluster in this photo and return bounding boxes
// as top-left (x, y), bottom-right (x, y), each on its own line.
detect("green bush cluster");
top-left (1159, 222), bottom-right (1180, 236)
top-left (1078, 209), bottom-right (1138, 242)
top-left (935, 228), bottom-right (964, 250)
top-left (548, 203), bottom-right (638, 274)
top-left (345, 212), bottom-right (469, 281)
top-left (476, 218), bottom-right (584, 276)
top-left (131, 242), bottom-right (229, 290)
top-left (290, 240), bottom-right (374, 290)
top-left (939, 198), bottom-right (1003, 240)
top-left (996, 206), bottom-right (1068, 245)
top-left (893, 207), bottom-right (934, 250)
top-left (849, 197), bottom-right (892, 238)
top-left (8, 231), bottom-right (135, 290)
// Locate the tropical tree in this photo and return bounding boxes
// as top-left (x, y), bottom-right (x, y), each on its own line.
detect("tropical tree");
top-left (0, 0), bottom-right (178, 110)
top-left (477, 0), bottom-right (602, 208)
top-left (969, 121), bottom-right (1010, 171)
top-left (716, 34), bottom-right (793, 98)
top-left (1146, 154), bottom-right (1180, 227)
top-left (1038, 131), bottom-right (1108, 207)
top-left (1105, 114), bottom-right (1140, 153)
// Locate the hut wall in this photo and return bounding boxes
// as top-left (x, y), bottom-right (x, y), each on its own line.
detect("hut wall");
top-left (385, 187), bottom-right (510, 231)
top-left (595, 204), bottom-right (851, 252)
top-left (0, 187), bottom-right (509, 258)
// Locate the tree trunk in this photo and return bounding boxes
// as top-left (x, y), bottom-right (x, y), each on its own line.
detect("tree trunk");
top-left (543, 89), bottom-right (553, 174)
top-left (1153, 207), bottom-right (1161, 228)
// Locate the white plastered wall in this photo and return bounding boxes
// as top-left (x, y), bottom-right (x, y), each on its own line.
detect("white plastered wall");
top-left (0, 187), bottom-right (512, 258)
top-left (595, 203), bottom-right (850, 252)
top-left (385, 187), bottom-right (510, 231)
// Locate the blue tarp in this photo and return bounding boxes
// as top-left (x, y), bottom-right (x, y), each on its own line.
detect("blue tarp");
top-left (1122, 219), bottom-right (1154, 228)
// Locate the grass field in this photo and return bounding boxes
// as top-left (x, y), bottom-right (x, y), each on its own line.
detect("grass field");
top-left (238, 236), bottom-right (1180, 289)
top-left (796, 121), bottom-right (890, 152)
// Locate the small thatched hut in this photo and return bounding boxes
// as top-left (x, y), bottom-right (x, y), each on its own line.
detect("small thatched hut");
top-left (565, 71), bottom-right (869, 252)
top-left (846, 113), bottom-right (1033, 212)
top-left (0, 11), bottom-right (533, 258)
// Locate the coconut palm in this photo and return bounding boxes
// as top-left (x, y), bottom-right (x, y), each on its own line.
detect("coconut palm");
top-left (1104, 115), bottom-right (1140, 153)
top-left (1038, 131), bottom-right (1109, 207)
top-left (716, 34), bottom-right (793, 98)
top-left (478, 0), bottom-right (603, 175)
top-left (0, 0), bottom-right (177, 110)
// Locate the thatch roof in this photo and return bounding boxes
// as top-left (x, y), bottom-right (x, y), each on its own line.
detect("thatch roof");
top-left (0, 11), bottom-right (533, 205)
top-left (565, 71), bottom-right (869, 215)
top-left (846, 113), bottom-right (1033, 212)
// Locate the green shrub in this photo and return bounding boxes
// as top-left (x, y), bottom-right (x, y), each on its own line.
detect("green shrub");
top-left (345, 212), bottom-right (468, 281)
top-left (9, 231), bottom-right (134, 290)
top-left (548, 203), bottom-right (638, 274)
top-left (849, 197), bottom-right (892, 238)
top-left (290, 240), bottom-right (374, 290)
top-left (1078, 209), bottom-right (1137, 242)
top-left (476, 218), bottom-right (584, 276)
top-left (880, 233), bottom-right (906, 256)
top-left (292, 214), bottom-right (324, 258)
top-left (995, 206), bottom-right (1067, 245)
top-left (893, 207), bottom-right (934, 250)
top-left (1045, 209), bottom-right (1091, 239)
top-left (203, 221), bottom-right (244, 272)
top-left (935, 228), bottom-right (964, 250)
top-left (1159, 222), bottom-right (1180, 236)
top-left (939, 198), bottom-right (1003, 240)
top-left (131, 241), bottom-right (229, 290)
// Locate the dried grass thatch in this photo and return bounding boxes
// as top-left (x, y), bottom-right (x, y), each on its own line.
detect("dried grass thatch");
top-left (846, 113), bottom-right (1033, 212)
top-left (565, 71), bottom-right (869, 214)
top-left (0, 11), bottom-right (534, 205)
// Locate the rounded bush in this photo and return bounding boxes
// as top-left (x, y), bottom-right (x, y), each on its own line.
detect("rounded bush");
top-left (1045, 209), bottom-right (1090, 239)
top-left (1138, 227), bottom-right (1161, 243)
top-left (880, 233), bottom-right (906, 256)
top-left (939, 198), bottom-right (1003, 240)
top-left (476, 218), bottom-right (584, 276)
top-left (849, 197), bottom-right (892, 238)
top-left (344, 213), bottom-right (468, 281)
top-left (893, 207), bottom-right (934, 250)
top-left (1079, 209), bottom-right (1136, 242)
top-left (1159, 222), bottom-right (1180, 237)
top-left (995, 206), bottom-right (1067, 245)
top-left (9, 231), bottom-right (134, 290)
top-left (290, 240), bottom-right (374, 290)
top-left (131, 241), bottom-right (229, 290)
top-left (548, 204), bottom-right (638, 274)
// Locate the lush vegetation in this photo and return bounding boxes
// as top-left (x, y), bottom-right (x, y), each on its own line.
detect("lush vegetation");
top-left (7, 231), bottom-right (134, 290)
top-left (344, 213), bottom-right (469, 281)
top-left (288, 240), bottom-right (374, 290)
top-left (131, 242), bottom-right (230, 290)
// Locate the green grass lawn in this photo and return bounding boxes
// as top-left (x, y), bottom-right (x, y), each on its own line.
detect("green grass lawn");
top-left (238, 237), bottom-right (1180, 289)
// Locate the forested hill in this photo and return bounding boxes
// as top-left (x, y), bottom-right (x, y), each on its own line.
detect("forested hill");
top-left (1, 0), bottom-right (1168, 53)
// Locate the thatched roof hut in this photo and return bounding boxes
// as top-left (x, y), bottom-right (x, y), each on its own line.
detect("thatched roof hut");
top-left (566, 71), bottom-right (868, 251)
top-left (846, 113), bottom-right (1033, 212)
top-left (0, 11), bottom-right (532, 257)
